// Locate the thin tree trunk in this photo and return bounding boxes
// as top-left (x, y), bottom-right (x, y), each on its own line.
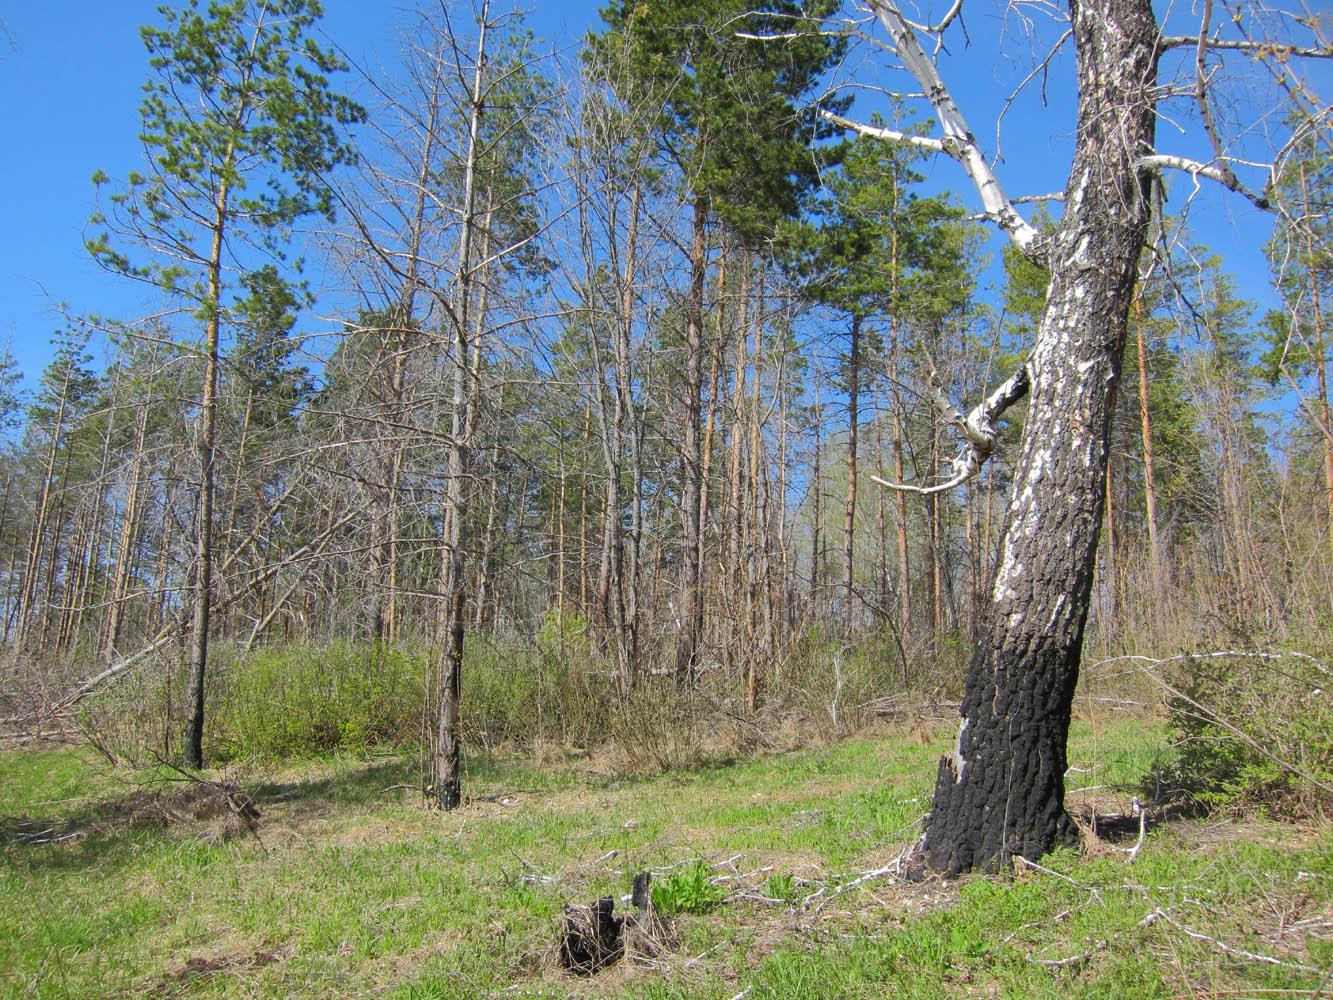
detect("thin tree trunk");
top-left (843, 313), bottom-right (861, 634)
top-left (1299, 163), bottom-right (1333, 563)
top-left (474, 437), bottom-right (502, 633)
top-left (19, 361), bottom-right (74, 647)
top-left (182, 166), bottom-right (230, 769)
top-left (810, 389), bottom-right (822, 622)
top-left (875, 385), bottom-right (889, 619)
top-left (1134, 295), bottom-right (1162, 584)
top-left (579, 393), bottom-right (591, 615)
top-left (698, 245), bottom-right (728, 635)
top-left (746, 292), bottom-right (765, 711)
top-left (433, 6), bottom-right (489, 809)
top-left (675, 195), bottom-right (708, 683)
top-left (106, 397), bottom-right (150, 661)
top-left (890, 346), bottom-right (911, 639)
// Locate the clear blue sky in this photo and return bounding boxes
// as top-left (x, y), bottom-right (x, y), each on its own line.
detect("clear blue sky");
top-left (0, 1), bottom-right (1314, 403)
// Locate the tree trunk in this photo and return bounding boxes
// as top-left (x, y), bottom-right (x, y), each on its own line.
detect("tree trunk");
top-left (432, 4), bottom-right (489, 810)
top-left (922, 0), bottom-right (1157, 874)
top-left (107, 398), bottom-right (151, 662)
top-left (1133, 295), bottom-right (1163, 585)
top-left (888, 344), bottom-right (911, 640)
top-left (842, 313), bottom-right (861, 633)
top-left (19, 360), bottom-right (74, 647)
top-left (183, 169), bottom-right (230, 770)
top-left (674, 195), bottom-right (708, 683)
top-left (810, 389), bottom-right (822, 621)
top-left (1298, 163), bottom-right (1333, 564)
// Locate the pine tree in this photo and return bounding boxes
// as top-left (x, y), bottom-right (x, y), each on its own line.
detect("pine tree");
top-left (88, 0), bottom-right (362, 768)
top-left (590, 0), bottom-right (846, 682)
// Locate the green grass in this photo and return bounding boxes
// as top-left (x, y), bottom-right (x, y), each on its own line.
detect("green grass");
top-left (2, 717), bottom-right (1330, 999)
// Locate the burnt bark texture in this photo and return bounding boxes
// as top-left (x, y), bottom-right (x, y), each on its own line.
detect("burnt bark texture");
top-left (921, 0), bottom-right (1158, 874)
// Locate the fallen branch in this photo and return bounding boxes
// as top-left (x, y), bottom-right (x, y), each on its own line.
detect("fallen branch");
top-left (803, 843), bottom-right (916, 911)
top-left (1145, 908), bottom-right (1321, 973)
top-left (149, 752), bottom-right (267, 855)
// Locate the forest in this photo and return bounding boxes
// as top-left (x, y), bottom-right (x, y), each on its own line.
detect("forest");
top-left (1, 0), bottom-right (1332, 995)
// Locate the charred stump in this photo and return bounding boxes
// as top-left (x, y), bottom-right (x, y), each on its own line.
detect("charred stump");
top-left (556, 873), bottom-right (671, 975)
top-left (558, 896), bottom-right (622, 975)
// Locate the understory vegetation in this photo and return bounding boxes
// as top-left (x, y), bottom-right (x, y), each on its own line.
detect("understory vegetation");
top-left (61, 617), bottom-right (1333, 823)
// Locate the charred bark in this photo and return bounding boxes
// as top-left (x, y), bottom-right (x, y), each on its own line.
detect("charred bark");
top-left (921, 0), bottom-right (1158, 873)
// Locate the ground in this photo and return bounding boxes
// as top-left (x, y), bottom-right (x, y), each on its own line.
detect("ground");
top-left (2, 715), bottom-right (1330, 999)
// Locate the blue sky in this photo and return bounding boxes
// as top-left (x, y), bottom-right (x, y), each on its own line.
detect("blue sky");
top-left (0, 1), bottom-right (1316, 402)
top-left (0, 1), bottom-right (600, 397)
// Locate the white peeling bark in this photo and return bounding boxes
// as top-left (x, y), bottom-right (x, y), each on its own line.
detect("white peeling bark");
top-left (862, 0), bottom-right (1046, 262)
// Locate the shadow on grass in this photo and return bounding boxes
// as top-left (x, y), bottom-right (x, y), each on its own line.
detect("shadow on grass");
top-left (0, 745), bottom-right (568, 871)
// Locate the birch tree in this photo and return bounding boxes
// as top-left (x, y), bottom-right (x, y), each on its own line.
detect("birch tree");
top-left (824, 0), bottom-right (1331, 872)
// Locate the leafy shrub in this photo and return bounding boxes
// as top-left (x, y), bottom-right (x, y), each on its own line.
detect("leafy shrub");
top-left (216, 642), bottom-right (426, 758)
top-left (1156, 649), bottom-right (1332, 816)
top-left (462, 628), bottom-right (618, 751)
top-left (652, 861), bottom-right (725, 916)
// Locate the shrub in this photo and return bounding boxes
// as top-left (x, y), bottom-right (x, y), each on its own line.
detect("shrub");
top-left (1156, 649), bottom-right (1333, 816)
top-left (462, 626), bottom-right (619, 752)
top-left (215, 642), bottom-right (426, 758)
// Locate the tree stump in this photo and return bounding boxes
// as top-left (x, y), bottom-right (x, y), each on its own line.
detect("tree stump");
top-left (558, 895), bottom-right (622, 975)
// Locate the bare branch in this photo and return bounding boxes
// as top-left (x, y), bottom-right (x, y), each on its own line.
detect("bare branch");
top-left (820, 111), bottom-right (946, 152)
top-left (733, 29), bottom-right (843, 41)
top-left (995, 28), bottom-right (1073, 161)
top-left (872, 362), bottom-right (1030, 495)
top-left (965, 191), bottom-right (1063, 221)
top-left (901, 0), bottom-right (964, 36)
top-left (856, 0), bottom-right (1047, 264)
top-left (1157, 35), bottom-right (1333, 59)
top-left (1136, 153), bottom-right (1271, 210)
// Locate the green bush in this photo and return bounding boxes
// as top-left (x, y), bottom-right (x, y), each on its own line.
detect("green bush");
top-left (462, 626), bottom-right (619, 751)
top-left (1157, 649), bottom-right (1333, 816)
top-left (215, 642), bottom-right (426, 758)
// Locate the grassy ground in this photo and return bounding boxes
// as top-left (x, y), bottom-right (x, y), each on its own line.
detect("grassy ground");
top-left (2, 715), bottom-right (1329, 999)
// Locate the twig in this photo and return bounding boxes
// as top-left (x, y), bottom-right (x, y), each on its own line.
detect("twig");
top-left (1146, 908), bottom-right (1320, 972)
top-left (1310, 961), bottom-right (1333, 1000)
top-left (805, 852), bottom-right (908, 912)
top-left (1123, 805), bottom-right (1148, 862)
top-left (1013, 855), bottom-right (1086, 888)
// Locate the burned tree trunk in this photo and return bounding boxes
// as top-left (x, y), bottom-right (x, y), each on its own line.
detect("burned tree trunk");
top-left (920, 0), bottom-right (1158, 873)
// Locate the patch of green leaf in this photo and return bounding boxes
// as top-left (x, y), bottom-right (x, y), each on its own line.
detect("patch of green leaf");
top-left (652, 861), bottom-right (726, 916)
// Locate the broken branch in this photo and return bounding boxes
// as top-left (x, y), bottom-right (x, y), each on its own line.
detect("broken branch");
top-left (845, 0), bottom-right (1047, 264)
top-left (872, 363), bottom-right (1030, 495)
